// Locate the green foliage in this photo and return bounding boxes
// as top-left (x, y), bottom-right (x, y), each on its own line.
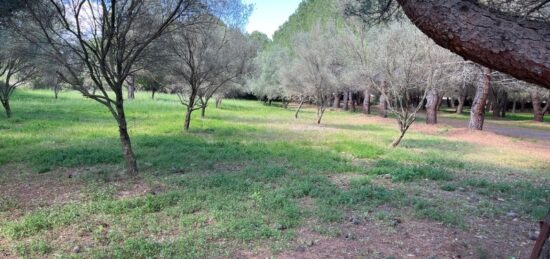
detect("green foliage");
top-left (272, 0), bottom-right (344, 48)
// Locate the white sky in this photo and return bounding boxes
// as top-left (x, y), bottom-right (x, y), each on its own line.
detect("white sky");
top-left (245, 0), bottom-right (303, 38)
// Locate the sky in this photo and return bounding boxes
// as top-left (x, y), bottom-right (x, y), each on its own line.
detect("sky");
top-left (245, 0), bottom-right (303, 38)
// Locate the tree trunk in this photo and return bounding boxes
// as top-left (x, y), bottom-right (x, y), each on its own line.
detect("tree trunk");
top-left (531, 91), bottom-right (549, 122)
top-left (215, 97), bottom-right (223, 108)
top-left (151, 90), bottom-right (156, 100)
top-left (469, 67), bottom-right (492, 130)
top-left (184, 93), bottom-right (197, 132)
top-left (520, 100), bottom-right (526, 112)
top-left (127, 76), bottom-right (136, 100)
top-left (450, 97), bottom-right (456, 109)
top-left (396, 0), bottom-right (550, 88)
top-left (379, 95), bottom-right (388, 118)
top-left (446, 97), bottom-right (451, 108)
top-left (512, 100), bottom-right (517, 113)
top-left (350, 92), bottom-right (356, 112)
top-left (115, 101), bottom-right (138, 176)
top-left (426, 89), bottom-right (439, 125)
top-left (343, 91), bottom-right (349, 111)
top-left (317, 106), bottom-right (326, 124)
top-left (332, 93), bottom-right (340, 109)
top-left (391, 130), bottom-right (406, 148)
top-left (201, 106), bottom-right (206, 118)
top-left (457, 95), bottom-right (466, 114)
top-left (2, 99), bottom-right (11, 118)
top-left (295, 98), bottom-right (305, 119)
top-left (363, 89), bottom-right (371, 114)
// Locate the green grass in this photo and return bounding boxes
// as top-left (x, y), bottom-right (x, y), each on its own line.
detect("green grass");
top-left (0, 89), bottom-right (548, 257)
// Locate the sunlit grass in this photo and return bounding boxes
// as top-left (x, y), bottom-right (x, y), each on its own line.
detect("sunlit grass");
top-left (0, 89), bottom-right (548, 257)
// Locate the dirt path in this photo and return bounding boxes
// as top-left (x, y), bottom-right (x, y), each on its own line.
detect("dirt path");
top-left (423, 115), bottom-right (550, 141)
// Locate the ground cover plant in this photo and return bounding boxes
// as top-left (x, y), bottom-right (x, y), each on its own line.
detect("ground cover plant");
top-left (0, 90), bottom-right (548, 258)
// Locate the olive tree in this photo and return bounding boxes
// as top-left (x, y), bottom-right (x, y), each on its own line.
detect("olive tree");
top-left (18, 0), bottom-right (206, 175)
top-left (0, 30), bottom-right (36, 118)
top-left (282, 23), bottom-right (344, 124)
top-left (369, 22), bottom-right (454, 147)
top-left (165, 17), bottom-right (255, 131)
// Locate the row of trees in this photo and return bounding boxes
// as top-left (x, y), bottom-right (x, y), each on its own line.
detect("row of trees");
top-left (247, 14), bottom-right (549, 147)
top-left (0, 0), bottom-right (255, 175)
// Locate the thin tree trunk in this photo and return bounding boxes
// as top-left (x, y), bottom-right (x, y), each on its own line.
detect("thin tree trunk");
top-left (151, 90), bottom-right (156, 100)
top-left (446, 97), bottom-right (451, 108)
top-left (457, 95), bottom-right (466, 114)
top-left (215, 97), bottom-right (223, 108)
top-left (379, 95), bottom-right (388, 118)
top-left (295, 97), bottom-right (305, 119)
top-left (426, 89), bottom-right (439, 125)
top-left (115, 101), bottom-right (138, 176)
top-left (391, 130), bottom-right (407, 148)
top-left (396, 0), bottom-right (550, 88)
top-left (184, 93), bottom-right (197, 132)
top-left (520, 100), bottom-right (526, 112)
top-left (343, 91), bottom-right (349, 111)
top-left (2, 100), bottom-right (11, 118)
top-left (350, 92), bottom-right (357, 112)
top-left (317, 106), bottom-right (326, 124)
top-left (469, 67), bottom-right (492, 130)
top-left (363, 89), bottom-right (371, 114)
top-left (512, 100), bottom-right (517, 113)
top-left (201, 106), bottom-right (206, 118)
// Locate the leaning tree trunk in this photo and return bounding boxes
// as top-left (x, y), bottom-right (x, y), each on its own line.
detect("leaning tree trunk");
top-left (469, 67), bottom-right (492, 130)
top-left (114, 100), bottom-right (138, 176)
top-left (1, 99), bottom-right (11, 118)
top-left (295, 97), bottom-right (305, 119)
top-left (456, 95), bottom-right (466, 114)
top-left (425, 89), bottom-right (439, 125)
top-left (531, 91), bottom-right (549, 122)
top-left (396, 0), bottom-right (550, 88)
top-left (363, 89), bottom-right (371, 114)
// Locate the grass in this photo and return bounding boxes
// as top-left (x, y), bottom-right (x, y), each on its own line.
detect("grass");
top-left (0, 89), bottom-right (548, 257)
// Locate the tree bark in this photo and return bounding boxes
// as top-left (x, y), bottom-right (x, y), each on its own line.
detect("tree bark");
top-left (457, 95), bottom-right (466, 114)
top-left (379, 95), bottom-right (388, 118)
top-left (2, 99), bottom-right (11, 118)
top-left (363, 89), bottom-right (371, 114)
top-left (295, 97), bottom-right (305, 119)
top-left (396, 0), bottom-right (550, 88)
top-left (201, 106), bottom-right (206, 118)
top-left (343, 91), bottom-right (349, 111)
top-left (426, 89), bottom-right (439, 125)
top-left (469, 67), bottom-right (492, 130)
top-left (151, 90), bottom-right (156, 100)
top-left (350, 92), bottom-right (356, 112)
top-left (531, 91), bottom-right (549, 122)
top-left (184, 93), bottom-right (197, 132)
top-left (332, 93), bottom-right (340, 109)
top-left (127, 76), bottom-right (136, 100)
top-left (115, 101), bottom-right (138, 176)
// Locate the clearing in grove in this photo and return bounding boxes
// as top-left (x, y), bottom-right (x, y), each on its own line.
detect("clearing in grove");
top-left (0, 90), bottom-right (549, 258)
